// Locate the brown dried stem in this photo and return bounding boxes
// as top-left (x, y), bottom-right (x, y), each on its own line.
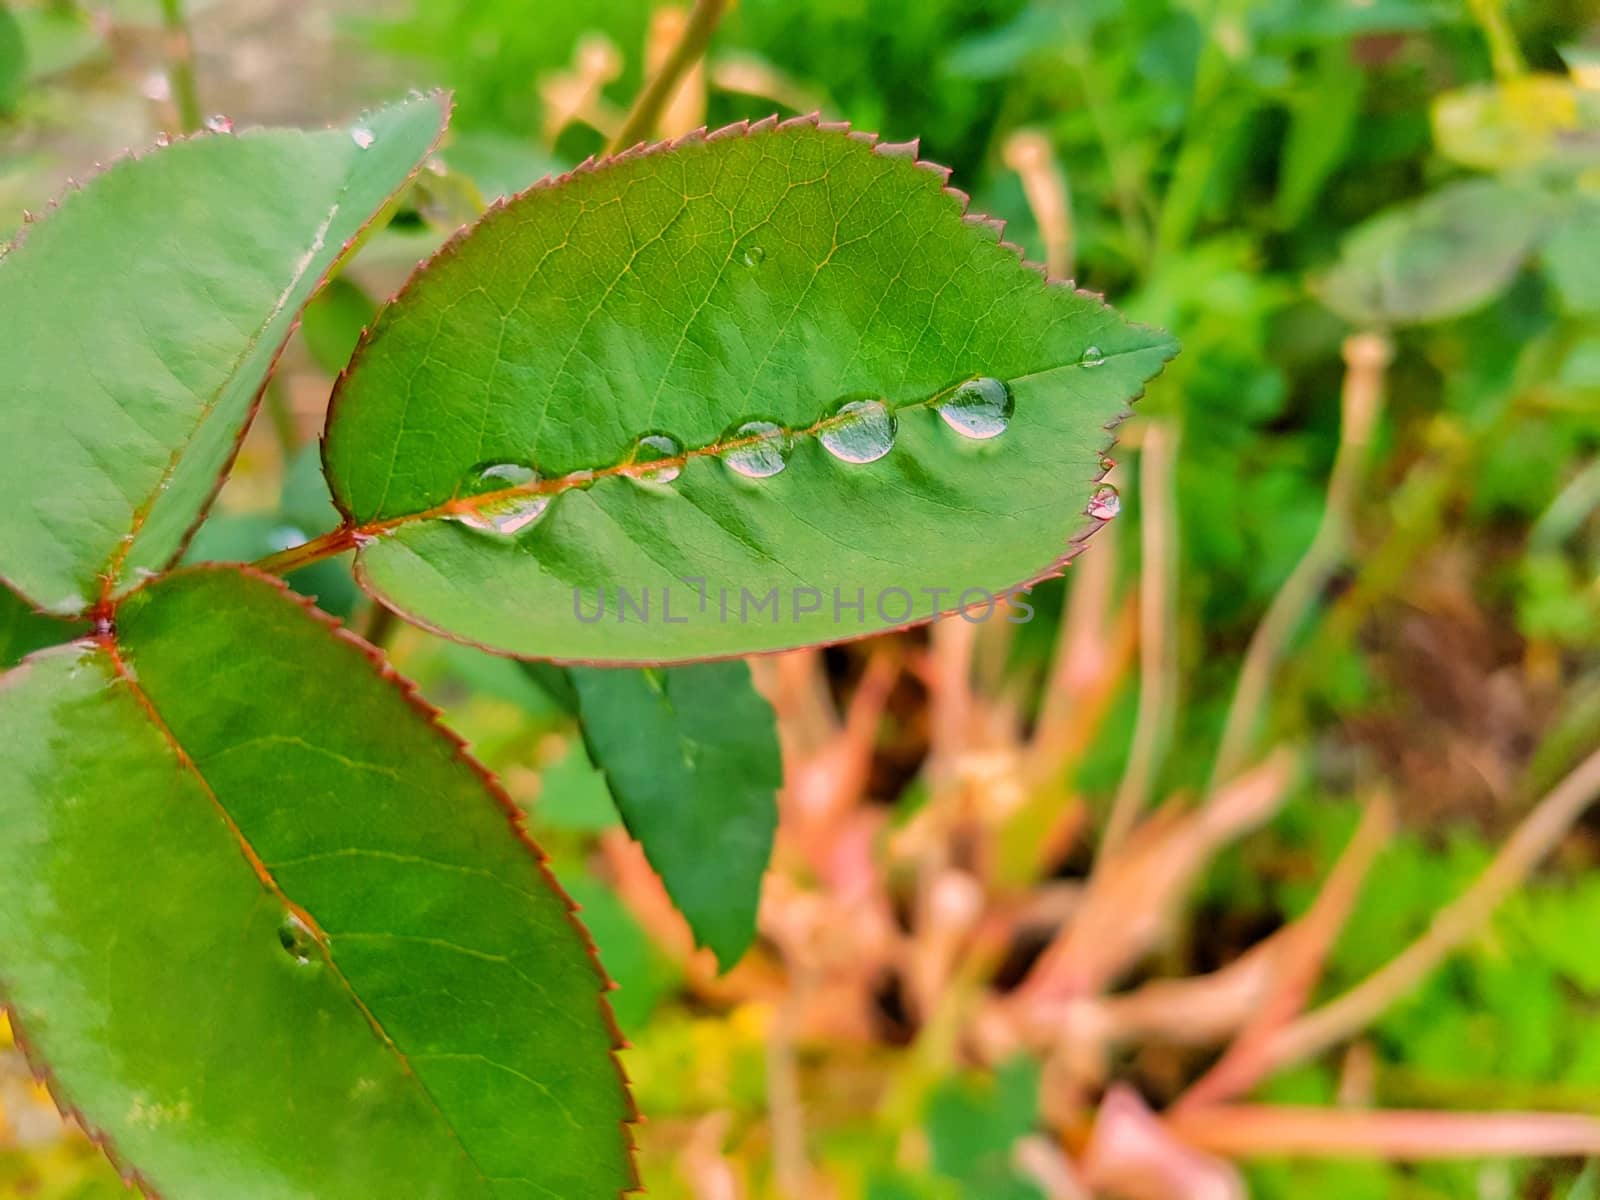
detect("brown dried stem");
top-left (1208, 333), bottom-right (1392, 790)
top-left (1265, 743), bottom-right (1600, 1074)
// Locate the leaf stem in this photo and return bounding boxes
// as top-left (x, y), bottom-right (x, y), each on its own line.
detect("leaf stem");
top-left (1466, 0), bottom-right (1527, 80)
top-left (158, 0), bottom-right (203, 134)
top-left (609, 0), bottom-right (728, 155)
top-left (252, 527), bottom-right (357, 577)
top-left (1207, 333), bottom-right (1391, 791)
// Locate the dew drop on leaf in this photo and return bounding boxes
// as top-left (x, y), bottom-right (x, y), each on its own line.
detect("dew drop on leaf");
top-left (1080, 345), bottom-right (1105, 368)
top-left (1086, 483), bottom-right (1121, 520)
top-left (561, 468), bottom-right (597, 489)
top-left (351, 126), bottom-right (376, 150)
top-left (721, 420), bottom-right (791, 479)
top-left (819, 398), bottom-right (897, 464)
top-left (204, 114), bottom-right (234, 134)
top-left (451, 494), bottom-right (552, 538)
top-left (628, 433), bottom-right (684, 484)
top-left (465, 461), bottom-right (537, 493)
top-left (741, 245), bottom-right (766, 268)
top-left (450, 462), bottom-right (552, 537)
top-left (278, 914), bottom-right (320, 966)
top-left (936, 376), bottom-right (1014, 440)
top-left (153, 132), bottom-right (171, 148)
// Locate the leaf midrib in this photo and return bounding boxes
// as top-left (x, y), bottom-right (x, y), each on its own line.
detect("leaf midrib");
top-left (324, 349), bottom-right (1144, 547)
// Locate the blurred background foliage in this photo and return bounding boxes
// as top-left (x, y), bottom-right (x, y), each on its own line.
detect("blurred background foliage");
top-left (2, 0), bottom-right (1600, 1197)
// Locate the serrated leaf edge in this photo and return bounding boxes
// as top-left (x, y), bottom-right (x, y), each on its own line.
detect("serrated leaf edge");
top-left (315, 113), bottom-right (1177, 664)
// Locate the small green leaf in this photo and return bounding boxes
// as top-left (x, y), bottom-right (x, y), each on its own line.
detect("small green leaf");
top-left (1316, 178), bottom-right (1550, 325)
top-left (281, 442), bottom-right (346, 535)
top-left (0, 3), bottom-right (25, 113)
top-left (443, 131), bottom-right (564, 201)
top-left (532, 736), bottom-right (622, 833)
top-left (1541, 193), bottom-right (1600, 315)
top-left (301, 276), bottom-right (378, 376)
top-left (11, 3), bottom-right (103, 83)
top-left (0, 95), bottom-right (448, 615)
top-left (925, 1059), bottom-right (1044, 1200)
top-left (1433, 76), bottom-right (1600, 171)
top-left (324, 118), bottom-right (1175, 662)
top-left (0, 580), bottom-right (75, 668)
top-left (572, 661), bottom-right (781, 969)
top-left (0, 568), bottom-right (633, 1198)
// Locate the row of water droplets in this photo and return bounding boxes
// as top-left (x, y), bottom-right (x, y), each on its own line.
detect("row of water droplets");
top-left (449, 348), bottom-right (1115, 540)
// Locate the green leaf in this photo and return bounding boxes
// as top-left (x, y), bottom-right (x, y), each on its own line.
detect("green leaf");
top-left (1433, 76), bottom-right (1600, 172)
top-left (301, 276), bottom-right (378, 376)
top-left (1316, 178), bottom-right (1550, 326)
top-left (1541, 193), bottom-right (1600, 315)
top-left (0, 95), bottom-right (448, 616)
top-left (925, 1059), bottom-right (1044, 1200)
top-left (531, 735), bottom-right (622, 833)
top-left (11, 3), bottom-right (104, 83)
top-left (281, 441), bottom-right (346, 536)
top-left (0, 580), bottom-right (75, 669)
top-left (0, 568), bottom-right (633, 1198)
top-left (443, 131), bottom-right (564, 201)
top-left (0, 3), bottom-right (24, 112)
top-left (571, 662), bottom-right (781, 969)
top-left (322, 118), bottom-right (1175, 662)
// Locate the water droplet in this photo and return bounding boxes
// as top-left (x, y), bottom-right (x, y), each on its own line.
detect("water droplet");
top-left (628, 433), bottom-right (684, 484)
top-left (351, 126), bottom-right (375, 150)
top-left (1099, 453), bottom-right (1117, 473)
top-left (278, 914), bottom-right (320, 966)
top-left (1086, 483), bottom-right (1121, 520)
top-left (1080, 345), bottom-right (1105, 368)
top-left (561, 468), bottom-right (597, 489)
top-left (452, 462), bottom-right (550, 537)
top-left (204, 114), bottom-right (233, 134)
top-left (741, 245), bottom-right (766, 268)
top-left (721, 420), bottom-right (791, 479)
top-left (937, 377), bottom-right (1014, 440)
top-left (153, 132), bottom-right (171, 148)
top-left (820, 398), bottom-right (897, 464)
top-left (452, 493), bottom-right (551, 538)
top-left (464, 461), bottom-right (536, 493)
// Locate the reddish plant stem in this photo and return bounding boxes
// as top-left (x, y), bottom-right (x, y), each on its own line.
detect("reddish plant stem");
top-left (251, 526), bottom-right (357, 577)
